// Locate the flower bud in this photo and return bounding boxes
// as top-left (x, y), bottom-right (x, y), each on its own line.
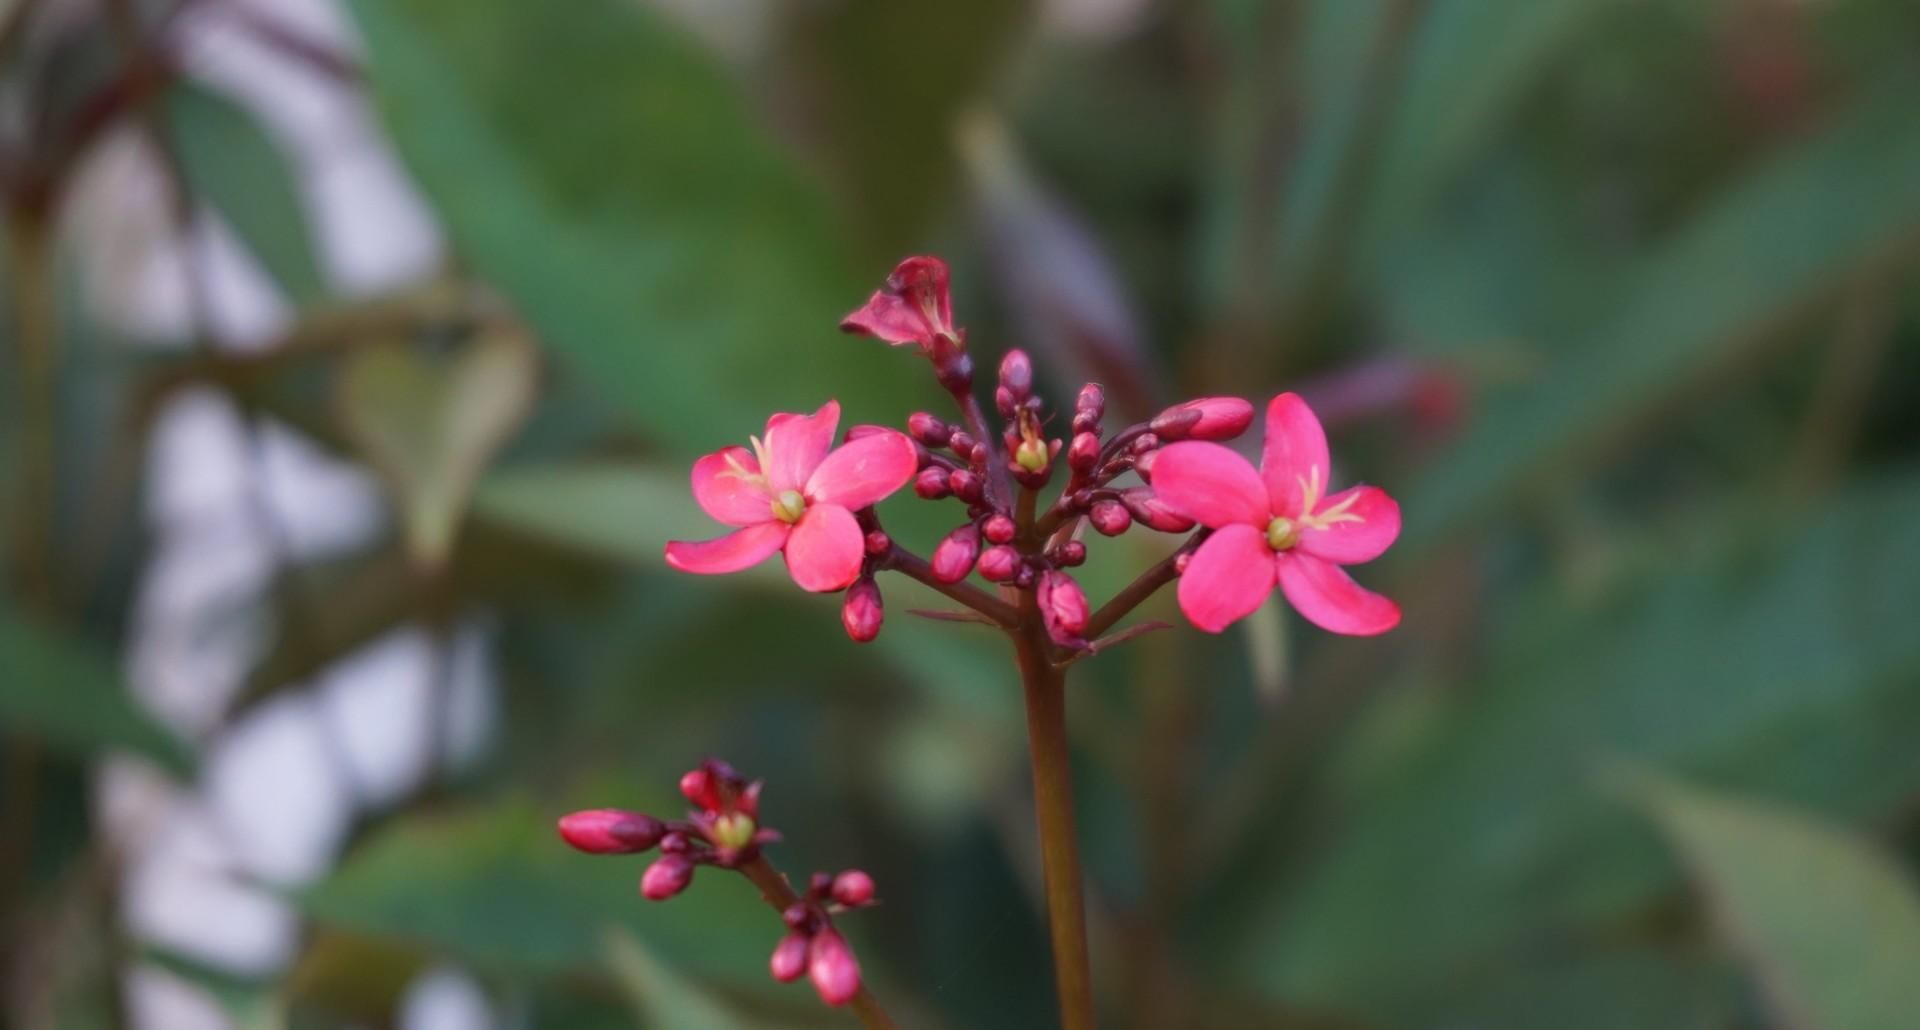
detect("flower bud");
top-left (831, 870), bottom-right (876, 907)
top-left (1088, 499), bottom-right (1131, 536)
top-left (1051, 540), bottom-right (1087, 567)
top-left (680, 769), bottom-right (721, 812)
top-left (556, 809), bottom-right (665, 854)
top-left (809, 931), bottom-right (863, 1007)
top-left (948, 469), bottom-right (984, 504)
top-left (982, 513), bottom-right (1017, 545)
top-left (999, 349), bottom-right (1033, 401)
top-left (907, 411), bottom-right (951, 447)
top-left (1130, 432), bottom-right (1160, 455)
top-left (864, 529), bottom-right (891, 555)
top-left (1132, 447), bottom-right (1158, 482)
top-left (1037, 571), bottom-right (1090, 645)
top-left (913, 467), bottom-right (951, 499)
top-left (710, 811), bottom-right (757, 851)
top-left (1014, 436), bottom-right (1049, 474)
top-left (1152, 397), bottom-right (1253, 441)
top-left (640, 854), bottom-right (695, 900)
top-left (1067, 432), bottom-right (1101, 474)
top-left (948, 431), bottom-right (976, 458)
top-left (994, 385), bottom-right (1018, 418)
top-left (784, 903), bottom-right (813, 929)
top-left (770, 932), bottom-right (810, 983)
top-left (977, 545), bottom-right (1021, 582)
top-left (841, 577), bottom-right (884, 643)
top-left (1074, 383), bottom-right (1105, 430)
top-left (931, 524), bottom-right (982, 583)
top-left (1120, 487), bottom-right (1196, 533)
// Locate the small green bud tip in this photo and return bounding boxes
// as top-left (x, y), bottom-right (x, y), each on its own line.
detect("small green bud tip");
top-left (771, 490), bottom-right (807, 523)
top-left (1015, 440), bottom-right (1048, 473)
top-left (1267, 516), bottom-right (1299, 551)
top-left (712, 812), bottom-right (757, 851)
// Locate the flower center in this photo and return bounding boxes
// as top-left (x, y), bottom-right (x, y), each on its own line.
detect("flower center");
top-left (1267, 516), bottom-right (1300, 551)
top-left (771, 489), bottom-right (807, 524)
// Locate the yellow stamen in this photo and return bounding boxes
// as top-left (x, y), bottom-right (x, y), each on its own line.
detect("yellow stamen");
top-left (771, 489), bottom-right (807, 524)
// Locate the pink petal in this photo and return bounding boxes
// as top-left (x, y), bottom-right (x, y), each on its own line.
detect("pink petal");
top-left (1296, 486), bottom-right (1401, 565)
top-left (1261, 392), bottom-right (1332, 517)
top-left (1176, 524), bottom-right (1277, 633)
top-left (763, 401), bottom-right (840, 493)
top-left (784, 503), bottom-right (864, 592)
top-left (663, 522), bottom-right (789, 576)
top-left (1275, 552), bottom-right (1400, 636)
top-left (839, 291), bottom-right (928, 346)
top-left (1150, 442), bottom-right (1272, 528)
top-left (690, 446), bottom-right (772, 526)
top-left (806, 430), bottom-right (918, 510)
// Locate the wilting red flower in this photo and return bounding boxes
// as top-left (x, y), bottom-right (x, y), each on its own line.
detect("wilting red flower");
top-left (665, 401), bottom-right (917, 592)
top-left (1151, 393), bottom-right (1400, 635)
top-left (839, 256), bottom-right (959, 350)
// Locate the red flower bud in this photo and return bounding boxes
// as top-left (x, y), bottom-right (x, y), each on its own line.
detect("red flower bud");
top-left (1089, 499), bottom-right (1132, 536)
top-left (1119, 487), bottom-right (1196, 533)
top-left (640, 854), bottom-right (695, 900)
top-left (948, 469), bottom-right (984, 504)
top-left (809, 931), bottom-right (863, 1007)
top-left (1075, 383), bottom-right (1106, 429)
top-left (680, 769), bottom-right (721, 811)
top-left (1151, 397), bottom-right (1253, 441)
top-left (1037, 571), bottom-right (1090, 645)
top-left (1051, 540), bottom-right (1087, 567)
top-left (931, 524), bottom-right (982, 583)
top-left (1132, 447), bottom-right (1158, 482)
top-left (864, 529), bottom-right (892, 555)
top-left (994, 385), bottom-right (1018, 418)
top-left (841, 578), bottom-right (884, 643)
top-left (907, 411), bottom-right (951, 447)
top-left (913, 467), bottom-right (951, 499)
top-left (1068, 432), bottom-right (1101, 474)
top-left (982, 513), bottom-right (1017, 545)
top-left (770, 932), bottom-right (810, 983)
top-left (977, 545), bottom-right (1021, 582)
top-left (948, 431), bottom-right (976, 458)
top-left (831, 870), bottom-right (876, 907)
top-left (1130, 432), bottom-right (1160, 454)
top-left (999, 349), bottom-right (1033, 401)
top-left (557, 809), bottom-right (664, 854)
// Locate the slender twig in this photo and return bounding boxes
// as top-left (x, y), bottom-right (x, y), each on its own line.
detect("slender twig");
top-left (1082, 530), bottom-right (1209, 641)
top-left (881, 545), bottom-right (1019, 627)
top-left (950, 385), bottom-right (1012, 509)
top-left (735, 856), bottom-right (898, 1030)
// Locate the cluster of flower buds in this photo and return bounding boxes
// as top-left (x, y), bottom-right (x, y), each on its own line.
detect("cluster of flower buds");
top-left (558, 759), bottom-right (881, 1008)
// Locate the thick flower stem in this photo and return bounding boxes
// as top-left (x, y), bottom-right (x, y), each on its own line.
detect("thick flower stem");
top-left (1014, 618), bottom-right (1097, 1030)
top-left (737, 856), bottom-right (898, 1030)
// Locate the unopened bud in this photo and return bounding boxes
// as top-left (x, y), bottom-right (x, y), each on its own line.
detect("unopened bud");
top-left (907, 412), bottom-right (951, 447)
top-left (1074, 383), bottom-right (1106, 429)
top-left (1015, 436), bottom-right (1049, 474)
top-left (982, 513), bottom-right (1017, 545)
top-left (640, 855), bottom-right (695, 900)
top-left (1051, 540), bottom-right (1087, 567)
top-left (913, 467), bottom-right (951, 499)
top-left (809, 932), bottom-right (863, 1007)
top-left (1089, 499), bottom-right (1132, 536)
top-left (1037, 571), bottom-right (1090, 645)
top-left (864, 529), bottom-right (891, 555)
top-left (1152, 397), bottom-right (1254, 441)
top-left (831, 870), bottom-right (876, 907)
top-left (557, 809), bottom-right (664, 854)
top-left (1068, 432), bottom-right (1101, 474)
top-left (977, 545), bottom-right (1021, 582)
top-left (999, 349), bottom-right (1033, 400)
top-left (1120, 487), bottom-right (1196, 532)
top-left (931, 524), bottom-right (982, 583)
top-left (948, 469), bottom-right (984, 504)
top-left (1130, 432), bottom-right (1160, 455)
top-left (994, 385), bottom-right (1018, 418)
top-left (770, 932), bottom-right (810, 983)
top-left (1133, 448), bottom-right (1158, 482)
top-left (680, 769), bottom-right (721, 811)
top-left (841, 577), bottom-right (884, 643)
top-left (948, 431), bottom-right (976, 458)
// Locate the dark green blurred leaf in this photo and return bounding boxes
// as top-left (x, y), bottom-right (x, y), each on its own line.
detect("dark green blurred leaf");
top-left (166, 81), bottom-right (327, 306)
top-left (1407, 67), bottom-right (1920, 545)
top-left (1412, 948), bottom-right (1733, 1030)
top-left (0, 609), bottom-right (193, 777)
top-left (1636, 776), bottom-right (1920, 1030)
top-left (345, 0), bottom-right (919, 451)
top-left (1225, 471), bottom-right (1920, 1013)
top-left (336, 330), bottom-right (538, 570)
top-left (299, 800), bottom-right (772, 981)
top-left (603, 929), bottom-right (763, 1030)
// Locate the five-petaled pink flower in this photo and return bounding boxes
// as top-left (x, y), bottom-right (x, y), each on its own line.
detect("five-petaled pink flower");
top-left (1151, 393), bottom-right (1401, 636)
top-left (839, 256), bottom-right (959, 349)
top-left (665, 401), bottom-right (918, 593)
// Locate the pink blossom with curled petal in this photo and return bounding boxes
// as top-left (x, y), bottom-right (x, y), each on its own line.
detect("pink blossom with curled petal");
top-left (665, 401), bottom-right (918, 593)
top-left (1151, 393), bottom-right (1401, 636)
top-left (839, 256), bottom-right (959, 350)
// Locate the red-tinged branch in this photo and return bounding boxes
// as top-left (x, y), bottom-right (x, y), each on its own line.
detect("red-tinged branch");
top-left (882, 545), bottom-right (1020, 628)
top-left (737, 857), bottom-right (897, 1030)
top-left (1082, 530), bottom-right (1209, 640)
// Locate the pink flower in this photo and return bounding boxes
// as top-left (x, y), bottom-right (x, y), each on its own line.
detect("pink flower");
top-left (665, 402), bottom-right (918, 593)
top-left (839, 256), bottom-right (959, 349)
top-left (1151, 393), bottom-right (1401, 636)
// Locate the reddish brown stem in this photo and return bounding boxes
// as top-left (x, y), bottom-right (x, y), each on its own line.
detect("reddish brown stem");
top-left (1082, 530), bottom-right (1209, 641)
top-left (883, 545), bottom-right (1019, 627)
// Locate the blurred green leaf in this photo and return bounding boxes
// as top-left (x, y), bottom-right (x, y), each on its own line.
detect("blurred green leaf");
top-left (166, 81), bottom-right (326, 306)
top-left (1635, 776), bottom-right (1920, 1030)
top-left (299, 801), bottom-right (772, 981)
top-left (1224, 471), bottom-right (1920, 1013)
top-left (1412, 948), bottom-right (1733, 1030)
top-left (1407, 67), bottom-right (1920, 546)
top-left (336, 330), bottom-right (538, 570)
top-left (603, 929), bottom-right (763, 1030)
top-left (0, 609), bottom-right (193, 777)
top-left (345, 0), bottom-right (919, 451)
